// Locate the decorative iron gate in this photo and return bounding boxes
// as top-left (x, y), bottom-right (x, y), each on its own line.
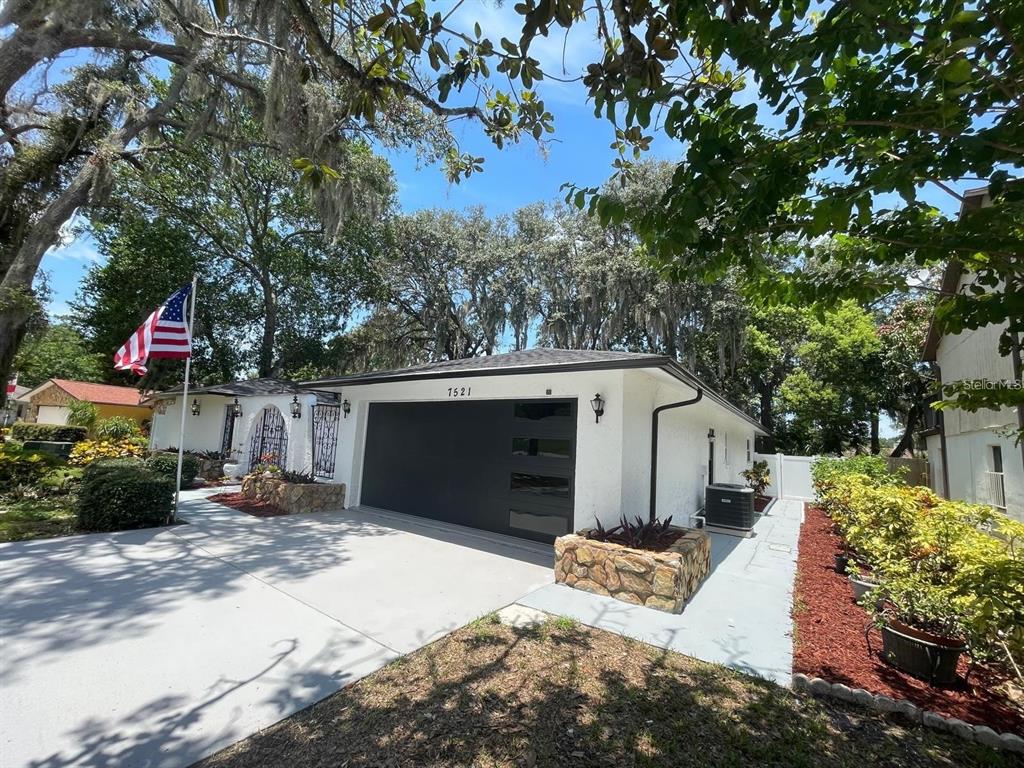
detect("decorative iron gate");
top-left (312, 404), bottom-right (341, 479)
top-left (220, 404), bottom-right (236, 455)
top-left (249, 406), bottom-right (288, 470)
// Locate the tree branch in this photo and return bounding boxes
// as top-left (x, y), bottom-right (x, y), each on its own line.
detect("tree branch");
top-left (284, 0), bottom-right (492, 125)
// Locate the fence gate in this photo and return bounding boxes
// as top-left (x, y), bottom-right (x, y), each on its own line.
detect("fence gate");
top-left (312, 404), bottom-right (341, 479)
top-left (249, 406), bottom-right (288, 469)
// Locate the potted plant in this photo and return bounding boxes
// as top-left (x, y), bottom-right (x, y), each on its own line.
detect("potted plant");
top-left (872, 575), bottom-right (967, 685)
top-left (846, 562), bottom-right (879, 602)
top-left (740, 460), bottom-right (772, 513)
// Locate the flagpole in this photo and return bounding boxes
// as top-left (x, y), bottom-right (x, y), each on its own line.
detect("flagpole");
top-left (173, 274), bottom-right (198, 522)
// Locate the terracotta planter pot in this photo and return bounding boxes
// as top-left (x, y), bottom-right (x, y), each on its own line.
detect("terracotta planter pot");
top-left (880, 619), bottom-right (967, 685)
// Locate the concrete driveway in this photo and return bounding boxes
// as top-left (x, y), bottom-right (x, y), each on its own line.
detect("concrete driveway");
top-left (0, 489), bottom-right (553, 768)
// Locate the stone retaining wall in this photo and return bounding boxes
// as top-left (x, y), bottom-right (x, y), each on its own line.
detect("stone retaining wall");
top-left (241, 472), bottom-right (346, 515)
top-left (554, 529), bottom-right (711, 613)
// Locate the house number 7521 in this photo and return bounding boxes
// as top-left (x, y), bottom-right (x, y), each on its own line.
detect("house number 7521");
top-left (447, 386), bottom-right (471, 398)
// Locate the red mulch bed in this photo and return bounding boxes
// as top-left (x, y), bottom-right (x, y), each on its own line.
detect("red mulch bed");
top-left (208, 491), bottom-right (289, 518)
top-left (794, 504), bottom-right (1023, 734)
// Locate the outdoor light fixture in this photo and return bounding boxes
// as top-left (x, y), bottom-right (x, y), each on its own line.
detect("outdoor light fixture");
top-left (341, 399), bottom-right (351, 418)
top-left (590, 393), bottom-right (605, 423)
top-left (290, 395), bottom-right (302, 419)
top-left (231, 398), bottom-right (242, 418)
top-left (190, 398), bottom-right (201, 416)
top-left (707, 428), bottom-right (716, 441)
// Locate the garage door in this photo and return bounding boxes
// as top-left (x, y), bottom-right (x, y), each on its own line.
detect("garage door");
top-left (360, 399), bottom-right (577, 543)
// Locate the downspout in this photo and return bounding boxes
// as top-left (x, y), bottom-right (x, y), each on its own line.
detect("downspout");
top-left (650, 389), bottom-right (704, 522)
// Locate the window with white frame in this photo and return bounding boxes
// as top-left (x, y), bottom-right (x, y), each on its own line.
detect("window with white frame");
top-left (747, 438), bottom-right (751, 464)
top-left (987, 445), bottom-right (1006, 509)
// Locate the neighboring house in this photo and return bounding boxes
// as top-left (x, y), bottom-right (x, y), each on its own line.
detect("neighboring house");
top-left (149, 378), bottom-right (340, 470)
top-left (17, 379), bottom-right (152, 427)
top-left (920, 192), bottom-right (1023, 519)
top-left (3, 385), bottom-right (29, 426)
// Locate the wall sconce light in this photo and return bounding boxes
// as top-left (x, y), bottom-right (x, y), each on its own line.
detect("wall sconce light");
top-left (190, 398), bottom-right (201, 416)
top-left (590, 393), bottom-right (605, 424)
top-left (290, 395), bottom-right (302, 419)
top-left (231, 398), bottom-right (242, 418)
top-left (341, 399), bottom-right (351, 418)
top-left (707, 428), bottom-right (716, 441)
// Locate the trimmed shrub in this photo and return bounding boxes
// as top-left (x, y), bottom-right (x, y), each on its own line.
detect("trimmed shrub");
top-left (68, 438), bottom-right (146, 466)
top-left (10, 422), bottom-right (88, 444)
top-left (145, 452), bottom-right (200, 486)
top-left (0, 442), bottom-right (62, 490)
top-left (95, 416), bottom-right (143, 440)
top-left (76, 465), bottom-right (174, 531)
top-left (816, 462), bottom-right (1024, 668)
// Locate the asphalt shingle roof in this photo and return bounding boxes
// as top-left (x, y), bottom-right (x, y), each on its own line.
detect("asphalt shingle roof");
top-left (302, 348), bottom-right (767, 434)
top-left (155, 377), bottom-right (337, 402)
top-left (304, 349), bottom-right (667, 386)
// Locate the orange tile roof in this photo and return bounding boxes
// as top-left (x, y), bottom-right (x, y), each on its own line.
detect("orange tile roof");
top-left (51, 379), bottom-right (146, 407)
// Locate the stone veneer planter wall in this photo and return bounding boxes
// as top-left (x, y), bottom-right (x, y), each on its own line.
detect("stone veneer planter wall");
top-left (554, 528), bottom-right (711, 613)
top-left (241, 472), bottom-right (346, 515)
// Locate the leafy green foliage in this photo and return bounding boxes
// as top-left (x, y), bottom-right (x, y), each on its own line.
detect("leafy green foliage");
top-left (585, 515), bottom-right (677, 552)
top-left (65, 400), bottom-right (99, 433)
top-left (12, 324), bottom-right (106, 388)
top-left (94, 416), bottom-right (142, 441)
top-left (144, 452), bottom-right (201, 487)
top-left (9, 423), bottom-right (88, 444)
top-left (0, 442), bottom-right (62, 491)
top-left (78, 113), bottom-right (392, 383)
top-left (280, 469), bottom-right (316, 485)
top-left (816, 461), bottom-right (1024, 667)
top-left (68, 439), bottom-right (146, 466)
top-left (76, 465), bottom-right (174, 532)
top-left (740, 461), bottom-right (771, 497)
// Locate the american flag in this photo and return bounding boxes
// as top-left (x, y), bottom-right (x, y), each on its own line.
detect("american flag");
top-left (114, 284), bottom-right (192, 375)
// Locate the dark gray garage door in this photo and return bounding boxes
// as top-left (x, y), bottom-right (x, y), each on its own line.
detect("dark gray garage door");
top-left (360, 399), bottom-right (577, 543)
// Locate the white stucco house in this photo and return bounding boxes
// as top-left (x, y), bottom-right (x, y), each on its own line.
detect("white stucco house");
top-left (149, 378), bottom-right (342, 477)
top-left (918, 187), bottom-right (1023, 521)
top-left (921, 262), bottom-right (1023, 519)
top-left (150, 349), bottom-right (767, 542)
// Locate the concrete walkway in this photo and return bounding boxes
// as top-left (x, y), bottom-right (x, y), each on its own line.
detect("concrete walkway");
top-left (519, 499), bottom-right (803, 686)
top-left (0, 489), bottom-right (552, 768)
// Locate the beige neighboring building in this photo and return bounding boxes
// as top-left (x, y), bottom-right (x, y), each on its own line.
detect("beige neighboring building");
top-left (17, 379), bottom-right (153, 428)
top-left (920, 190), bottom-right (1022, 520)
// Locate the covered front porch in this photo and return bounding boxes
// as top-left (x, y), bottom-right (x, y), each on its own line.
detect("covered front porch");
top-left (148, 378), bottom-right (343, 479)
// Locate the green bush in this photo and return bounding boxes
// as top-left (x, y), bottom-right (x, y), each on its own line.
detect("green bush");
top-left (76, 465), bottom-right (174, 531)
top-left (10, 422), bottom-right (89, 444)
top-left (0, 442), bottom-right (62, 490)
top-left (145, 452), bottom-right (200, 486)
top-left (818, 466), bottom-right (1024, 668)
top-left (83, 457), bottom-right (145, 478)
top-left (66, 401), bottom-right (99, 432)
top-left (95, 416), bottom-right (142, 440)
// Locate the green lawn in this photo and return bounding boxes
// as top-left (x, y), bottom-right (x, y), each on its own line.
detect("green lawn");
top-left (0, 495), bottom-right (78, 542)
top-left (196, 616), bottom-right (1012, 768)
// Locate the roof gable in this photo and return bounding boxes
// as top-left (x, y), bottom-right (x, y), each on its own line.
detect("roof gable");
top-left (20, 379), bottom-right (146, 407)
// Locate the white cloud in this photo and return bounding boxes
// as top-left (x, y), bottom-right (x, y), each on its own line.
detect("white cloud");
top-left (43, 237), bottom-right (103, 264)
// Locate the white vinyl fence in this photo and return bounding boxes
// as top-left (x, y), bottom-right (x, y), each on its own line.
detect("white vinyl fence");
top-left (754, 452), bottom-right (819, 501)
